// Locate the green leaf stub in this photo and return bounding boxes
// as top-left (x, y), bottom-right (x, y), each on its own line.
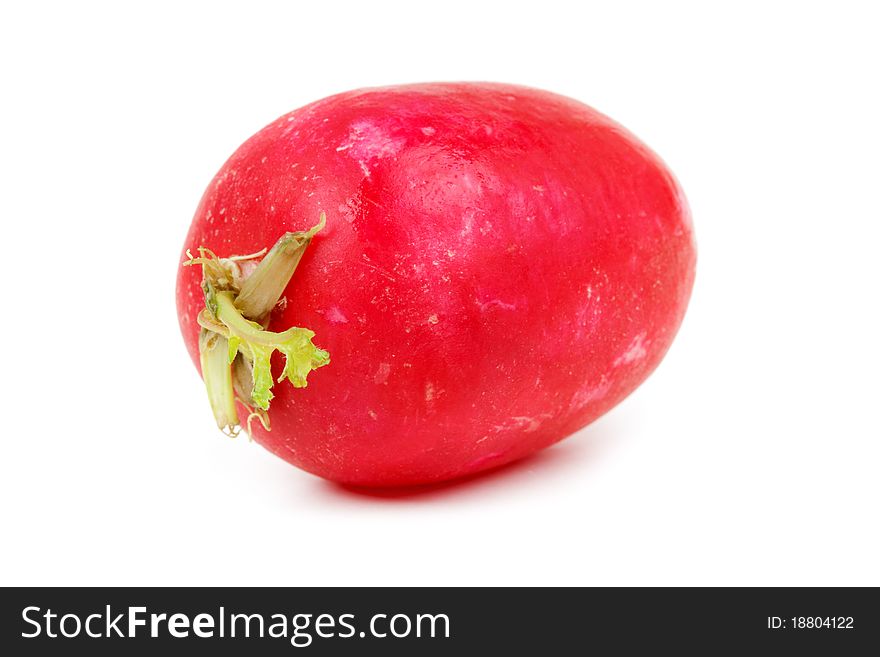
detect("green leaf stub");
top-left (184, 215), bottom-right (330, 435)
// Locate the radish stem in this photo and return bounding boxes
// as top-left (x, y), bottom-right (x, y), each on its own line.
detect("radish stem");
top-left (198, 329), bottom-right (239, 436)
top-left (235, 213), bottom-right (326, 321)
top-left (185, 216), bottom-right (329, 434)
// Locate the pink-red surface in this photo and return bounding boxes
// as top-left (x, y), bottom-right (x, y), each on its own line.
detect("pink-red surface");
top-left (177, 83), bottom-right (696, 486)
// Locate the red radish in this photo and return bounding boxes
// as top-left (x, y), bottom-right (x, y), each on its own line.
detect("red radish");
top-left (176, 83), bottom-right (696, 487)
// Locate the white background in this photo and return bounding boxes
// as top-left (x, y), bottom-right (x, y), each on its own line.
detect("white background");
top-left (1, 1), bottom-right (878, 586)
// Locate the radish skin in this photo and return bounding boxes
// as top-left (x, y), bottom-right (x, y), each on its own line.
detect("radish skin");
top-left (176, 83), bottom-right (696, 487)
